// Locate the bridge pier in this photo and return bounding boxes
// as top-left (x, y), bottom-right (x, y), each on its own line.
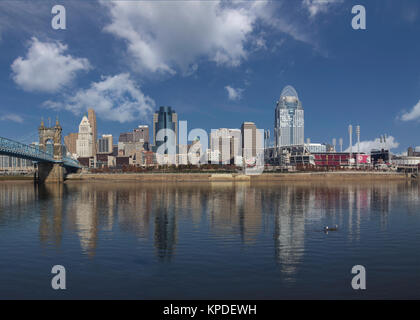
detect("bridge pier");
top-left (36, 162), bottom-right (65, 183)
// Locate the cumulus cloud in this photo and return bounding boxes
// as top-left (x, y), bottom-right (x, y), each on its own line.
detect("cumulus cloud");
top-left (345, 136), bottom-right (399, 154)
top-left (302, 0), bottom-right (342, 17)
top-left (102, 0), bottom-right (276, 75)
top-left (43, 73), bottom-right (155, 123)
top-left (0, 113), bottom-right (24, 123)
top-left (400, 99), bottom-right (420, 121)
top-left (225, 86), bottom-right (244, 101)
top-left (11, 37), bottom-right (90, 93)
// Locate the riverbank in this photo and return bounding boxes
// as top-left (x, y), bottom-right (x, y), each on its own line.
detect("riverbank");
top-left (0, 172), bottom-right (412, 183)
top-left (0, 175), bottom-right (33, 181)
top-left (64, 171), bottom-right (410, 182)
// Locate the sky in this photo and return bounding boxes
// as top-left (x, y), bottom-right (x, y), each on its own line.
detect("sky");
top-left (1, 0), bottom-right (420, 154)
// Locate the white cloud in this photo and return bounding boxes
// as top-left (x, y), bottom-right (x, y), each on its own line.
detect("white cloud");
top-left (11, 37), bottom-right (90, 93)
top-left (345, 136), bottom-right (399, 154)
top-left (43, 73), bottom-right (155, 123)
top-left (225, 86), bottom-right (244, 101)
top-left (302, 0), bottom-right (342, 17)
top-left (0, 113), bottom-right (24, 123)
top-left (102, 1), bottom-right (276, 75)
top-left (400, 99), bottom-right (420, 121)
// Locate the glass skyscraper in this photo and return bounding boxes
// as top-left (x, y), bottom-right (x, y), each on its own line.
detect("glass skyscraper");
top-left (153, 106), bottom-right (178, 151)
top-left (275, 85), bottom-right (304, 147)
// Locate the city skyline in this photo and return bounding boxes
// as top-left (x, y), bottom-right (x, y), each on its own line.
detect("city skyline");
top-left (1, 1), bottom-right (420, 154)
top-left (2, 1), bottom-right (420, 302)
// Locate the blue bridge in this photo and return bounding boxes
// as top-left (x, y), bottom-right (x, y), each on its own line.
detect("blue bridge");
top-left (1, 118), bottom-right (82, 182)
top-left (0, 136), bottom-right (81, 169)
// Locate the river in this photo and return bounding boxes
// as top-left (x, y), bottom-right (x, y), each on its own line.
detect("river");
top-left (0, 180), bottom-right (419, 299)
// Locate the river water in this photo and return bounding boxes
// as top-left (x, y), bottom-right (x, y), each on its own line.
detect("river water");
top-left (0, 180), bottom-right (419, 299)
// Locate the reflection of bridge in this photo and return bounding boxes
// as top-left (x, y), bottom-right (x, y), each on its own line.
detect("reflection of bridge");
top-left (0, 118), bottom-right (81, 183)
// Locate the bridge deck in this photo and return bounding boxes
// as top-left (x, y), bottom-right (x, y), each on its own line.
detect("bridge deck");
top-left (0, 136), bottom-right (81, 169)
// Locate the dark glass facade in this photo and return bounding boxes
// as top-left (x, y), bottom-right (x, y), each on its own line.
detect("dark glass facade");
top-left (153, 106), bottom-right (177, 152)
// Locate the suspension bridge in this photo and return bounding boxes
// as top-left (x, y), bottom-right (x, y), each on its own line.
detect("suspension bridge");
top-left (0, 118), bottom-right (81, 182)
top-left (0, 136), bottom-right (80, 168)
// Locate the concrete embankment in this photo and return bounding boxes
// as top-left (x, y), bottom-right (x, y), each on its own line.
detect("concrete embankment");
top-left (65, 172), bottom-right (409, 183)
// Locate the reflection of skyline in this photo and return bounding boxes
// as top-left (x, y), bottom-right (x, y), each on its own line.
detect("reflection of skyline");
top-left (38, 184), bottom-right (64, 247)
top-left (0, 180), bottom-right (419, 275)
top-left (65, 184), bottom-right (99, 256)
top-left (208, 182), bottom-right (262, 244)
top-left (271, 185), bottom-right (307, 278)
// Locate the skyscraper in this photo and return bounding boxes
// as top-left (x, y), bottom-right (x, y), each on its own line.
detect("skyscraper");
top-left (134, 125), bottom-right (149, 144)
top-left (76, 115), bottom-right (93, 158)
top-left (134, 125), bottom-right (149, 150)
top-left (210, 128), bottom-right (242, 164)
top-left (98, 134), bottom-right (113, 154)
top-left (241, 122), bottom-right (263, 163)
top-left (275, 85), bottom-right (304, 147)
top-left (153, 106), bottom-right (178, 151)
top-left (64, 132), bottom-right (78, 155)
top-left (88, 108), bottom-right (97, 156)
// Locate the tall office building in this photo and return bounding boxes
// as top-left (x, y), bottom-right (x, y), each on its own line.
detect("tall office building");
top-left (210, 128), bottom-right (242, 164)
top-left (119, 132), bottom-right (134, 143)
top-left (76, 115), bottom-right (93, 158)
top-left (119, 126), bottom-right (149, 144)
top-left (153, 106), bottom-right (178, 150)
top-left (88, 108), bottom-right (97, 156)
top-left (275, 85), bottom-right (304, 147)
top-left (118, 125), bottom-right (150, 156)
top-left (64, 133), bottom-right (78, 155)
top-left (241, 122), bottom-right (263, 162)
top-left (98, 134), bottom-right (113, 154)
top-left (134, 125), bottom-right (149, 150)
top-left (134, 125), bottom-right (149, 143)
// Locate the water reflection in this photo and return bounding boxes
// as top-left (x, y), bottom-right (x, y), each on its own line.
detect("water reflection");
top-left (38, 183), bottom-right (64, 247)
top-left (0, 180), bottom-right (419, 280)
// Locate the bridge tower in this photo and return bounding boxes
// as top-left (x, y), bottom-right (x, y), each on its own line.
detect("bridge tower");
top-left (37, 118), bottom-right (65, 183)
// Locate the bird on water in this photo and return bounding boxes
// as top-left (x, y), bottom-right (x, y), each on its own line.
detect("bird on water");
top-left (324, 225), bottom-right (338, 232)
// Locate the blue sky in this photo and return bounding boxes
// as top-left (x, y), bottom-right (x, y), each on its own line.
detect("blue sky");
top-left (1, 0), bottom-right (420, 153)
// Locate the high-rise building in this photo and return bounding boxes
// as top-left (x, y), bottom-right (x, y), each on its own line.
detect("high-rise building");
top-left (118, 125), bottom-right (150, 153)
top-left (119, 132), bottom-right (134, 143)
top-left (134, 125), bottom-right (149, 143)
top-left (210, 128), bottom-right (242, 165)
top-left (88, 108), bottom-right (97, 156)
top-left (98, 134), bottom-right (113, 154)
top-left (134, 125), bottom-right (149, 150)
top-left (153, 106), bottom-right (178, 151)
top-left (241, 122), bottom-right (263, 163)
top-left (275, 85), bottom-right (304, 147)
top-left (64, 133), bottom-right (78, 155)
top-left (76, 115), bottom-right (93, 158)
